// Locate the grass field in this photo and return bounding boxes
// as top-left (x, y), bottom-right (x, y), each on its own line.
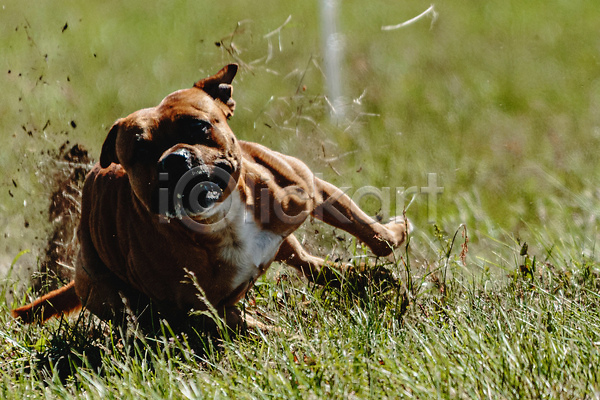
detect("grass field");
top-left (2, 0), bottom-right (600, 398)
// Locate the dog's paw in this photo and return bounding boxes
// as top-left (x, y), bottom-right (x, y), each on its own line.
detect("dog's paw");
top-left (243, 314), bottom-right (282, 333)
top-left (385, 216), bottom-right (412, 246)
top-left (389, 215), bottom-right (413, 230)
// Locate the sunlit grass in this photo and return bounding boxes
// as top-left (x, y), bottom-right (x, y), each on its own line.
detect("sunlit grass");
top-left (3, 233), bottom-right (600, 398)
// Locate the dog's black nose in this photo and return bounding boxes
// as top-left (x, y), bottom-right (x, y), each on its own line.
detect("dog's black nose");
top-left (159, 149), bottom-right (193, 178)
top-left (156, 149), bottom-right (223, 217)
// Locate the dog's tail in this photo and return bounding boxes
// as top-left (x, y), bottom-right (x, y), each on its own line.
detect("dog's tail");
top-left (12, 280), bottom-right (82, 324)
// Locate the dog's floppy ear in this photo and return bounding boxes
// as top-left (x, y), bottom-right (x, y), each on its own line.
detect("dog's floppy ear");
top-left (100, 122), bottom-right (120, 168)
top-left (194, 64), bottom-right (238, 118)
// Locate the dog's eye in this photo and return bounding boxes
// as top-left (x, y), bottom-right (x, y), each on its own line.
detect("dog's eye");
top-left (181, 119), bottom-right (215, 146)
top-left (187, 120), bottom-right (211, 134)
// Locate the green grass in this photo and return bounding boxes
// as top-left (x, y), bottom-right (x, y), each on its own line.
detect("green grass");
top-left (2, 0), bottom-right (600, 398)
top-left (3, 240), bottom-right (600, 398)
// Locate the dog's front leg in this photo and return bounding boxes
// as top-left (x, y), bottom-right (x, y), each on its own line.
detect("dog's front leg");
top-left (311, 178), bottom-right (409, 257)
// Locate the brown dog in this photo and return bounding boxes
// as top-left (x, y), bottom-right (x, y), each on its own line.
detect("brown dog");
top-left (12, 64), bottom-right (409, 330)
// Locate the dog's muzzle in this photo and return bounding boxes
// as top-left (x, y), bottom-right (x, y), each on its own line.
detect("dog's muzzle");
top-left (155, 148), bottom-right (234, 217)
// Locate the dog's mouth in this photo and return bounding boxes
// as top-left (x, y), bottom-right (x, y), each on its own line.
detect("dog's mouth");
top-left (153, 152), bottom-right (236, 218)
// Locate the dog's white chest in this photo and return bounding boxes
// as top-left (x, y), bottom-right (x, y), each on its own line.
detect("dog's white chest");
top-left (217, 194), bottom-right (283, 290)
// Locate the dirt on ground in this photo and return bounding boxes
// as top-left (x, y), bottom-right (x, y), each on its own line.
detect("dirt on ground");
top-left (34, 142), bottom-right (92, 290)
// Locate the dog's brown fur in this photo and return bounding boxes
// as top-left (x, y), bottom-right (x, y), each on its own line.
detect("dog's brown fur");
top-left (13, 64), bottom-right (409, 330)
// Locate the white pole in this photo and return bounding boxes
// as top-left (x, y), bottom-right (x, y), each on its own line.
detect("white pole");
top-left (320, 0), bottom-right (345, 122)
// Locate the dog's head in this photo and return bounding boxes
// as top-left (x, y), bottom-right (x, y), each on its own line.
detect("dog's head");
top-left (99, 64), bottom-right (242, 219)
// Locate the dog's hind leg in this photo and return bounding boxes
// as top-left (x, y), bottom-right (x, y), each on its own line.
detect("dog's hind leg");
top-left (311, 178), bottom-right (410, 257)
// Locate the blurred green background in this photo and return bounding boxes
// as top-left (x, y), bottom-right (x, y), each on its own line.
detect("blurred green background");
top-left (1, 0), bottom-right (599, 275)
